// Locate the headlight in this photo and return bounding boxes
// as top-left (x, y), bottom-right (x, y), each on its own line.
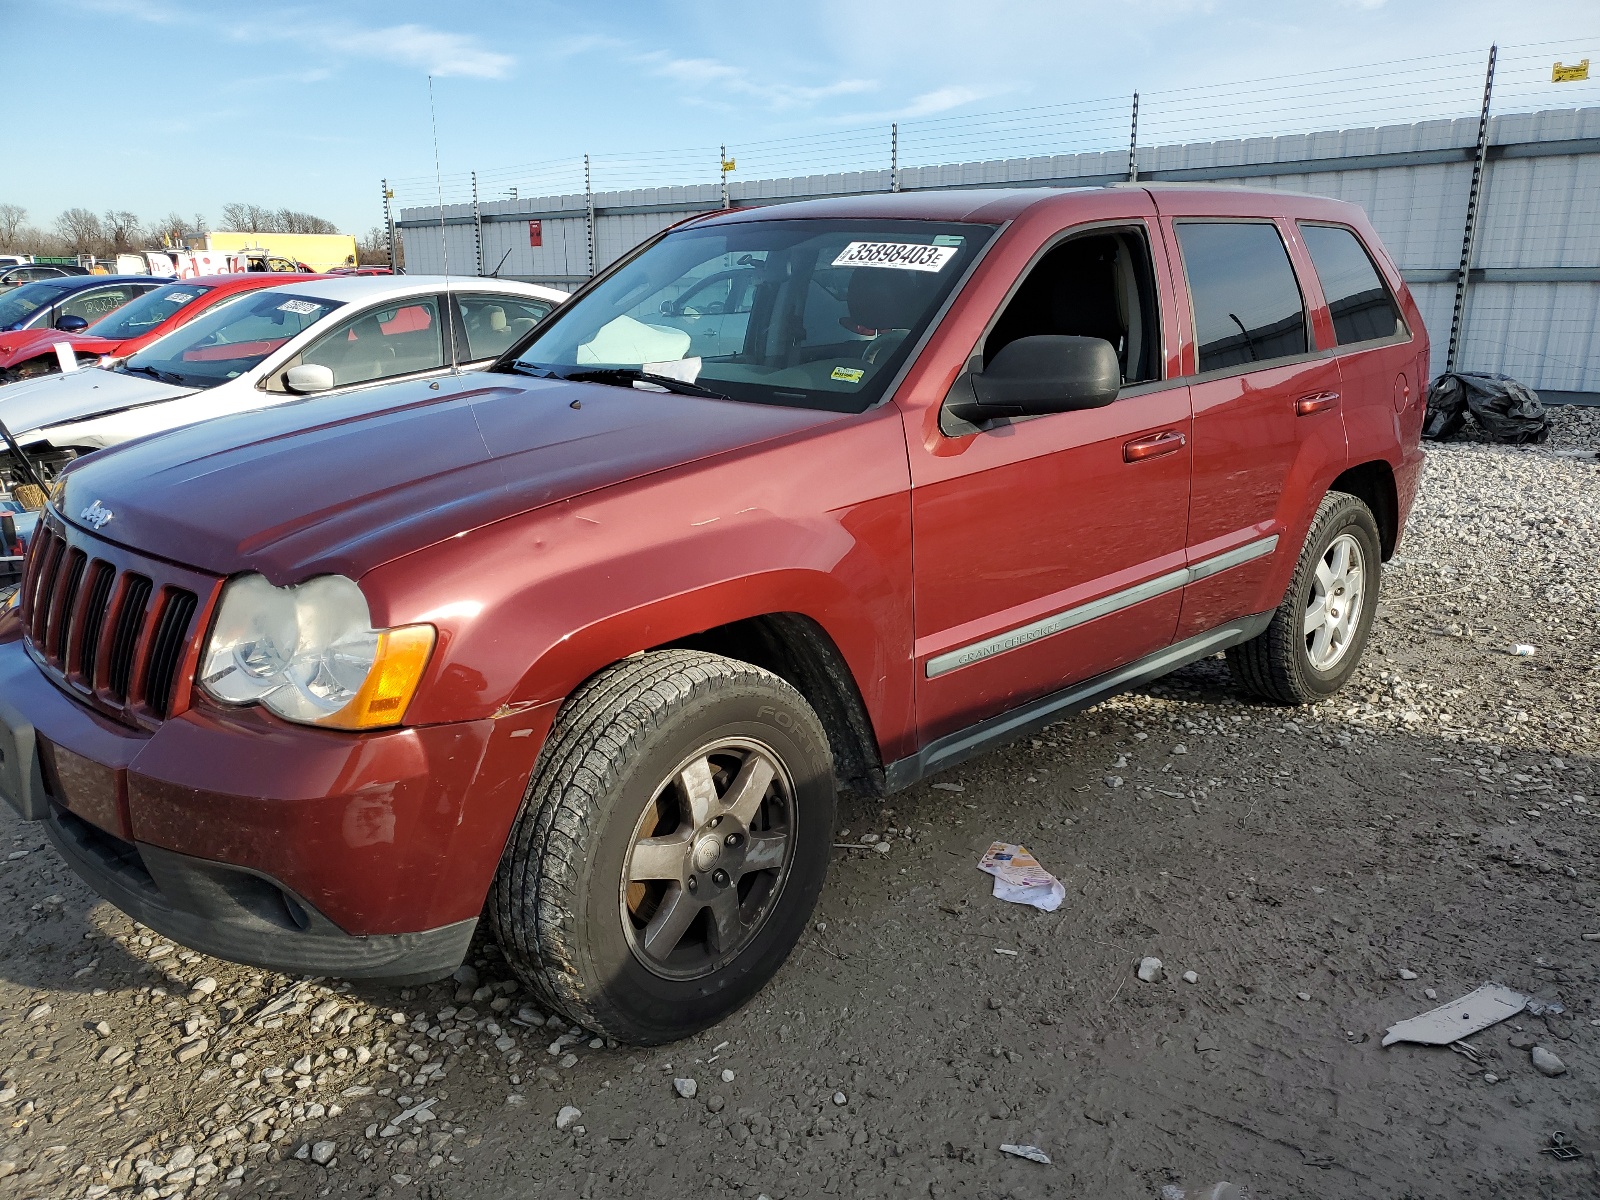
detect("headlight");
top-left (199, 573), bottom-right (435, 730)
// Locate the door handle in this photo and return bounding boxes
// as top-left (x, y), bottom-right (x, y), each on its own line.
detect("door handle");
top-left (1296, 391), bottom-right (1341, 415)
top-left (1123, 430), bottom-right (1186, 462)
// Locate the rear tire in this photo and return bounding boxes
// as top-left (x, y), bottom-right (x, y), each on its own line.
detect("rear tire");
top-left (1227, 491), bottom-right (1381, 705)
top-left (490, 650), bottom-right (836, 1045)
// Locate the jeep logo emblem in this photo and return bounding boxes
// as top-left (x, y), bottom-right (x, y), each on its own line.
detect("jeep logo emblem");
top-left (80, 501), bottom-right (114, 530)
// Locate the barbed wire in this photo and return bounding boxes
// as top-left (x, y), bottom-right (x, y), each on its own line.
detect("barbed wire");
top-left (387, 35), bottom-right (1600, 216)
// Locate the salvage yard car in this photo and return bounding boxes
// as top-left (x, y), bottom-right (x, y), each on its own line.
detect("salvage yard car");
top-left (0, 186), bottom-right (1426, 1044)
top-left (0, 274), bottom-right (160, 335)
top-left (0, 272), bottom-right (324, 384)
top-left (0, 275), bottom-right (566, 486)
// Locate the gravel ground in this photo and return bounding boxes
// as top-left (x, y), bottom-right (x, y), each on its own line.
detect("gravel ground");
top-left (1, 408), bottom-right (1597, 1200)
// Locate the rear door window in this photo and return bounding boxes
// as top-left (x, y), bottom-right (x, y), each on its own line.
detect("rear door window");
top-left (1175, 222), bottom-right (1308, 374)
top-left (458, 293), bottom-right (554, 359)
top-left (298, 296), bottom-right (446, 386)
top-left (1299, 224), bottom-right (1405, 346)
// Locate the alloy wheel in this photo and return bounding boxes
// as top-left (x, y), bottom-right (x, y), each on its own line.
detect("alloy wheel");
top-left (1304, 532), bottom-right (1365, 671)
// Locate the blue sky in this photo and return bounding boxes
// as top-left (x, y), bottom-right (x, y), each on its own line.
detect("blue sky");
top-left (3, 0), bottom-right (1596, 236)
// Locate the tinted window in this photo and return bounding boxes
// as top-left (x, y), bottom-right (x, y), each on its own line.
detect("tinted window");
top-left (0, 282), bottom-right (72, 330)
top-left (1176, 222), bottom-right (1308, 374)
top-left (1300, 224), bottom-right (1403, 346)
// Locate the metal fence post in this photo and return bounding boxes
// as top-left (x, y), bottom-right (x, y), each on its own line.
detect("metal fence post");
top-left (471, 171), bottom-right (483, 277)
top-left (891, 124), bottom-right (900, 192)
top-left (584, 154), bottom-right (596, 278)
top-left (720, 144), bottom-right (730, 210)
top-left (381, 178), bottom-right (397, 273)
top-left (1446, 44), bottom-right (1498, 375)
top-left (1127, 92), bottom-right (1140, 183)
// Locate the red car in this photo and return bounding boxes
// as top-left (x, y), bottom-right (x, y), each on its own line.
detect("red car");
top-left (0, 186), bottom-right (1426, 1044)
top-left (0, 273), bottom-right (324, 383)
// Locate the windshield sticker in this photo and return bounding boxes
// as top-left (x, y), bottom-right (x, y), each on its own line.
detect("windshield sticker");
top-left (642, 357), bottom-right (703, 384)
top-left (931, 235), bottom-right (965, 247)
top-left (276, 299), bottom-right (323, 316)
top-left (832, 242), bottom-right (958, 273)
top-left (830, 366), bottom-right (864, 383)
top-left (165, 292), bottom-right (199, 304)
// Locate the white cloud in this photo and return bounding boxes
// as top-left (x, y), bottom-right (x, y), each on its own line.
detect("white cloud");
top-left (638, 52), bottom-right (876, 111)
top-left (320, 23), bottom-right (515, 79)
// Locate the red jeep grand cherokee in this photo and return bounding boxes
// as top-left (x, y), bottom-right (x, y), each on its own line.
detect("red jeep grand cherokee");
top-left (0, 186), bottom-right (1426, 1043)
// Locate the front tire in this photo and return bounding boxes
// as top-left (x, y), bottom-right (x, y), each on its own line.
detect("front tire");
top-left (1227, 491), bottom-right (1381, 705)
top-left (490, 650), bottom-right (836, 1044)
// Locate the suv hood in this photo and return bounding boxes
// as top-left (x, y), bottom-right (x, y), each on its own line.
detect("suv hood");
top-left (56, 371), bottom-right (848, 581)
top-left (0, 368), bottom-right (192, 439)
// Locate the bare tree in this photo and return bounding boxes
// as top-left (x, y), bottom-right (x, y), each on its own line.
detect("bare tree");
top-left (0, 204), bottom-right (26, 249)
top-left (55, 208), bottom-right (104, 255)
top-left (358, 225), bottom-right (396, 266)
top-left (275, 209), bottom-right (340, 235)
top-left (219, 202), bottom-right (340, 236)
top-left (150, 211), bottom-right (190, 246)
top-left (102, 210), bottom-right (144, 253)
top-left (192, 211), bottom-right (209, 236)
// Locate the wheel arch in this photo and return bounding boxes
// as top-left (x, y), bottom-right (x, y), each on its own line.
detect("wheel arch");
top-left (1329, 459), bottom-right (1398, 560)
top-left (661, 612), bottom-right (886, 795)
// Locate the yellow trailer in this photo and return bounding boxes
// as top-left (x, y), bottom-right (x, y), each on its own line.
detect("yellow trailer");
top-left (203, 231), bottom-right (359, 273)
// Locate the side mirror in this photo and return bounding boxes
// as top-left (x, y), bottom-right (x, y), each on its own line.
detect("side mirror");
top-left (945, 335), bottom-right (1120, 425)
top-left (284, 363), bottom-right (335, 394)
top-left (54, 314), bottom-right (90, 333)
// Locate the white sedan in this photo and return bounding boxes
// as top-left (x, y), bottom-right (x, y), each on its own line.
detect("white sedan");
top-left (0, 275), bottom-right (566, 479)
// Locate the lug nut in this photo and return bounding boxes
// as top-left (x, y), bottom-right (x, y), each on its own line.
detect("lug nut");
top-left (687, 875), bottom-right (698, 893)
top-left (712, 869), bottom-right (730, 888)
top-left (724, 832), bottom-right (743, 848)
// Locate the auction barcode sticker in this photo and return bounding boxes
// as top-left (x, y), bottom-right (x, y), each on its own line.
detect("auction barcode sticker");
top-left (277, 299), bottom-right (323, 315)
top-left (832, 241), bottom-right (958, 272)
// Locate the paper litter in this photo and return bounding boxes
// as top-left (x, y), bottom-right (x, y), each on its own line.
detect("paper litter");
top-left (977, 842), bottom-right (1065, 912)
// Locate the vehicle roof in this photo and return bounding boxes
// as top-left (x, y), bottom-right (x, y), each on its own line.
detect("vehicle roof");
top-left (18, 273), bottom-right (157, 289)
top-left (166, 272), bottom-right (326, 293)
top-left (694, 184), bottom-right (1369, 227)
top-left (261, 275), bottom-right (568, 302)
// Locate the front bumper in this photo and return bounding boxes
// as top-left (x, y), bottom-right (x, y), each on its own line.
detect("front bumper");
top-left (0, 635), bottom-right (556, 982)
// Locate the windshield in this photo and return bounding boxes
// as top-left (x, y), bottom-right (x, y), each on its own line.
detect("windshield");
top-left (89, 281), bottom-right (216, 341)
top-left (0, 281), bottom-right (72, 330)
top-left (506, 218), bottom-right (996, 412)
top-left (121, 290), bottom-right (343, 389)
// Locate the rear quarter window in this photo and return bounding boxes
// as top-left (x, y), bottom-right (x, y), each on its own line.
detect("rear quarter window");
top-left (1299, 224), bottom-right (1405, 347)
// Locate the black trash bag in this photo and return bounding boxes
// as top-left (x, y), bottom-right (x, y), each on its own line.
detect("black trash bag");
top-left (1423, 372), bottom-right (1550, 444)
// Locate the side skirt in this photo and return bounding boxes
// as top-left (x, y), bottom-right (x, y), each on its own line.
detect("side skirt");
top-left (881, 611), bottom-right (1273, 794)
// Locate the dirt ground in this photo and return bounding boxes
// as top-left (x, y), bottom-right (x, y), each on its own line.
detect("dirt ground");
top-left (1, 411), bottom-right (1597, 1200)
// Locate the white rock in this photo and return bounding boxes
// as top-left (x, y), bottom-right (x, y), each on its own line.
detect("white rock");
top-left (1530, 1047), bottom-right (1567, 1077)
top-left (1398, 968), bottom-right (1418, 980)
top-left (1136, 957), bottom-right (1163, 983)
top-left (190, 977), bottom-right (217, 996)
top-left (310, 1141), bottom-right (336, 1165)
top-left (1182, 970), bottom-right (1198, 984)
top-left (555, 1105), bottom-right (582, 1129)
top-left (673, 1077), bottom-right (698, 1099)
top-left (721, 1069), bottom-right (735, 1083)
top-left (832, 1091), bottom-right (847, 1106)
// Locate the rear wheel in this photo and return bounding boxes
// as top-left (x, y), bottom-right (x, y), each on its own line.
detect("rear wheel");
top-left (1227, 491), bottom-right (1381, 705)
top-left (490, 650), bottom-right (836, 1044)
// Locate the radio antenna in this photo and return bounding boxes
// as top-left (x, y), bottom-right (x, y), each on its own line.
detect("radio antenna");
top-left (428, 74), bottom-right (459, 375)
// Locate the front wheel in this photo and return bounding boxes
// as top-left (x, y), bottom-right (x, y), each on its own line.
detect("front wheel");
top-left (1227, 491), bottom-right (1381, 705)
top-left (490, 650), bottom-right (836, 1044)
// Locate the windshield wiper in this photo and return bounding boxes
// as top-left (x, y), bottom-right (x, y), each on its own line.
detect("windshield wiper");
top-left (560, 367), bottom-right (734, 402)
top-left (122, 364), bottom-right (184, 385)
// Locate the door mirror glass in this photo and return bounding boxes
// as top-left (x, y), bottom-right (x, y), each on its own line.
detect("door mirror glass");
top-left (949, 335), bottom-right (1120, 424)
top-left (284, 363), bottom-right (336, 393)
top-left (54, 314), bottom-right (90, 332)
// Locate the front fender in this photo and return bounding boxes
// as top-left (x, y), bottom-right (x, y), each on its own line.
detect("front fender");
top-left (361, 406), bottom-right (918, 762)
